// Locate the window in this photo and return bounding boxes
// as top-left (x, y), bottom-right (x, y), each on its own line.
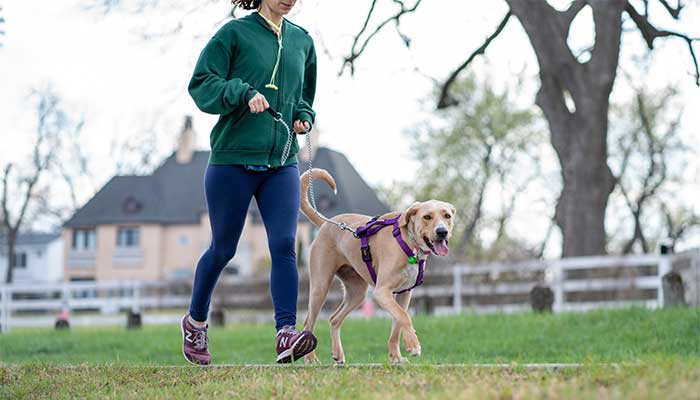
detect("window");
top-left (11, 252), bottom-right (27, 269)
top-left (117, 227), bottom-right (140, 248)
top-left (72, 229), bottom-right (96, 250)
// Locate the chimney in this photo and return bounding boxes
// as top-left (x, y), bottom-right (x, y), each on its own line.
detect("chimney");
top-left (298, 119), bottom-right (320, 162)
top-left (176, 116), bottom-right (195, 164)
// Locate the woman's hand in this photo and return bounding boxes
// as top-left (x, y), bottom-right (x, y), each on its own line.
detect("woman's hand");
top-left (248, 93), bottom-right (270, 113)
top-left (293, 120), bottom-right (310, 134)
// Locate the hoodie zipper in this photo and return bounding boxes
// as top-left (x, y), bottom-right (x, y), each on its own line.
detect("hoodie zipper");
top-left (267, 24), bottom-right (284, 167)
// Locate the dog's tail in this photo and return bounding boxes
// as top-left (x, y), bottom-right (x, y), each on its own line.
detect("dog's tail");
top-left (300, 168), bottom-right (336, 228)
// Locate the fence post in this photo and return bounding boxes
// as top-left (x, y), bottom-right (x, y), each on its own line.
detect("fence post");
top-left (453, 265), bottom-right (462, 314)
top-left (61, 281), bottom-right (72, 316)
top-left (657, 255), bottom-right (672, 308)
top-left (1, 285), bottom-right (8, 334)
top-left (552, 261), bottom-right (564, 313)
top-left (132, 281), bottom-right (141, 313)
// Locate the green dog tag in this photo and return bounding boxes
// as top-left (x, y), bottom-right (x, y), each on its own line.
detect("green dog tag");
top-left (407, 256), bottom-right (418, 264)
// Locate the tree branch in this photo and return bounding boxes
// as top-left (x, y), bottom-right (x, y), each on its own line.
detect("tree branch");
top-left (340, 0), bottom-right (422, 76)
top-left (562, 0), bottom-right (589, 26)
top-left (656, 0), bottom-right (683, 19)
top-left (455, 144), bottom-right (493, 258)
top-left (625, 1), bottom-right (700, 85)
top-left (437, 11), bottom-right (512, 109)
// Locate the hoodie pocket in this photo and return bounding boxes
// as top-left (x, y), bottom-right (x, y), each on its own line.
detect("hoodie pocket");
top-left (214, 91), bottom-right (278, 152)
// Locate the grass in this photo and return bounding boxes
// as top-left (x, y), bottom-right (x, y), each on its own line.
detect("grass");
top-left (1, 307), bottom-right (699, 398)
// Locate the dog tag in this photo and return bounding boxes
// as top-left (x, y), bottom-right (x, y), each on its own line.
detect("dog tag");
top-left (407, 256), bottom-right (417, 264)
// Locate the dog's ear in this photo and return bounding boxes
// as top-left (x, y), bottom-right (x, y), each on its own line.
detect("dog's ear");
top-left (448, 202), bottom-right (456, 218)
top-left (399, 202), bottom-right (422, 227)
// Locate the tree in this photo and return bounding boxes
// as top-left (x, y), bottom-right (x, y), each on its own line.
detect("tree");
top-left (609, 77), bottom-right (698, 253)
top-left (376, 74), bottom-right (544, 262)
top-left (1, 86), bottom-right (85, 283)
top-left (341, 0), bottom-right (699, 257)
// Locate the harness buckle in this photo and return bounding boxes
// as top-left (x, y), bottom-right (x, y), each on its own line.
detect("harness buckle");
top-left (361, 245), bottom-right (372, 263)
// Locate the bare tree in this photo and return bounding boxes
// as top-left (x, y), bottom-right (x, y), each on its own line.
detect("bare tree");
top-left (81, 0), bottom-right (239, 41)
top-left (608, 73), bottom-right (698, 254)
top-left (616, 87), bottom-right (683, 253)
top-left (1, 86), bottom-right (84, 283)
top-left (662, 204), bottom-right (700, 248)
top-left (341, 0), bottom-right (699, 257)
top-left (0, 5), bottom-right (5, 48)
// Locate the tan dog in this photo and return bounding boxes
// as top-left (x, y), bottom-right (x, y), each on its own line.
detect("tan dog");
top-left (299, 168), bottom-right (456, 364)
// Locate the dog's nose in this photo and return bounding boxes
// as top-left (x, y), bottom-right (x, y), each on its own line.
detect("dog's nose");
top-left (436, 227), bottom-right (448, 240)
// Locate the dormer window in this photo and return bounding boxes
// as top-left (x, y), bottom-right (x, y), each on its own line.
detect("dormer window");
top-left (122, 196), bottom-right (143, 215)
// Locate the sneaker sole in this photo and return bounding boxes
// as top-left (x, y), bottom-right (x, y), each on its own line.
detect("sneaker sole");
top-left (276, 332), bottom-right (318, 364)
top-left (181, 315), bottom-right (210, 366)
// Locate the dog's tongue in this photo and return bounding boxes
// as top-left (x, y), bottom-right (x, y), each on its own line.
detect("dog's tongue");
top-left (434, 240), bottom-right (449, 256)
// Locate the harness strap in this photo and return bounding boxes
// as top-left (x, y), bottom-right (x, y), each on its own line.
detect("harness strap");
top-left (357, 214), bottom-right (426, 294)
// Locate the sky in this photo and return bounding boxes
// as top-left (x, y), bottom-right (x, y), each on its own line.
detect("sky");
top-left (1, 0), bottom-right (699, 254)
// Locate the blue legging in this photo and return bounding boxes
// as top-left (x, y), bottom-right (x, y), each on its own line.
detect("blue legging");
top-left (189, 164), bottom-right (300, 330)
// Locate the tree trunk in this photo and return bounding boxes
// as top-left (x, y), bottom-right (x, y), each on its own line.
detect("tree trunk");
top-left (507, 0), bottom-right (624, 256)
top-left (553, 113), bottom-right (616, 257)
top-left (5, 230), bottom-right (16, 284)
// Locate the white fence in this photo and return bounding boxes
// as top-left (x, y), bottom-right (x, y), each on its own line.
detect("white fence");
top-left (449, 254), bottom-right (663, 314)
top-left (1, 251), bottom-right (698, 333)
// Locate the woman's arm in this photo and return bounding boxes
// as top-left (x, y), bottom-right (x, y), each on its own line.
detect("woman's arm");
top-left (294, 40), bottom-right (317, 130)
top-left (188, 36), bottom-right (257, 115)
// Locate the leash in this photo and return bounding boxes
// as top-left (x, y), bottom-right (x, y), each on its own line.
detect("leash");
top-left (266, 107), bottom-right (359, 237)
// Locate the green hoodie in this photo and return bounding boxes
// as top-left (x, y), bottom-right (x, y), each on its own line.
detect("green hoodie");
top-left (188, 12), bottom-right (317, 167)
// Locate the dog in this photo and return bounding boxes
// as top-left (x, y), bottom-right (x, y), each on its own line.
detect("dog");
top-left (299, 168), bottom-right (456, 364)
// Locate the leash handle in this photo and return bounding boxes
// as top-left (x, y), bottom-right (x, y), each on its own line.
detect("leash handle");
top-left (266, 107), bottom-right (283, 121)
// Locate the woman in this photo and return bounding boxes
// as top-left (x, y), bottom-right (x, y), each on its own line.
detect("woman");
top-left (181, 0), bottom-right (317, 365)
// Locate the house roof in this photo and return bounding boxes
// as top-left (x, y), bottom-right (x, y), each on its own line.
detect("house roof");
top-left (0, 232), bottom-right (61, 247)
top-left (65, 151), bottom-right (209, 227)
top-left (65, 147), bottom-right (389, 227)
top-left (250, 147), bottom-right (389, 223)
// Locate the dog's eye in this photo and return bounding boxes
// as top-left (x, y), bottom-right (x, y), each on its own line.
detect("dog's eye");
top-left (444, 214), bottom-right (451, 219)
top-left (423, 215), bottom-right (432, 221)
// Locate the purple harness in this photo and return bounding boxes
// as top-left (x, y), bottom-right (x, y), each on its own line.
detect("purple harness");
top-left (355, 214), bottom-right (426, 294)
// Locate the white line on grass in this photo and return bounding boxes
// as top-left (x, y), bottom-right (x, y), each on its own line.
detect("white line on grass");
top-left (153, 363), bottom-right (614, 369)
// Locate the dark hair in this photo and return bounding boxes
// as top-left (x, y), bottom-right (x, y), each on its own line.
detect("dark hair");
top-left (231, 0), bottom-right (262, 9)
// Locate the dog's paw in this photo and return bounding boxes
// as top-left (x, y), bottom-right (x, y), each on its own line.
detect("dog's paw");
top-left (332, 355), bottom-right (345, 366)
top-left (407, 345), bottom-right (422, 357)
top-left (304, 351), bottom-right (321, 365)
top-left (390, 355), bottom-right (408, 365)
top-left (403, 330), bottom-right (422, 357)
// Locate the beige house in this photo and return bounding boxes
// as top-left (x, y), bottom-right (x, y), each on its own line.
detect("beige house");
top-left (63, 117), bottom-right (388, 282)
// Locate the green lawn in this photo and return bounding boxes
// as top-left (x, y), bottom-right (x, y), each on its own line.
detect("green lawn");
top-left (1, 308), bottom-right (699, 399)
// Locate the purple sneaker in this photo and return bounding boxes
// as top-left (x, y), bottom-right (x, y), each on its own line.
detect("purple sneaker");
top-left (276, 325), bottom-right (318, 363)
top-left (181, 314), bottom-right (211, 365)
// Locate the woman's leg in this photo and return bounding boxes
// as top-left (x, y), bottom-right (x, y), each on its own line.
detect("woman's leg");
top-left (255, 165), bottom-right (301, 331)
top-left (188, 165), bottom-right (256, 322)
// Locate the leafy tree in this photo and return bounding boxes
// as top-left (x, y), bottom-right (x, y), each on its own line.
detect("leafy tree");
top-left (377, 74), bottom-right (544, 262)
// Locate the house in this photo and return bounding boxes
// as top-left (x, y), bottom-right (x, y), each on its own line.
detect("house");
top-left (62, 116), bottom-right (389, 283)
top-left (0, 232), bottom-right (63, 284)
